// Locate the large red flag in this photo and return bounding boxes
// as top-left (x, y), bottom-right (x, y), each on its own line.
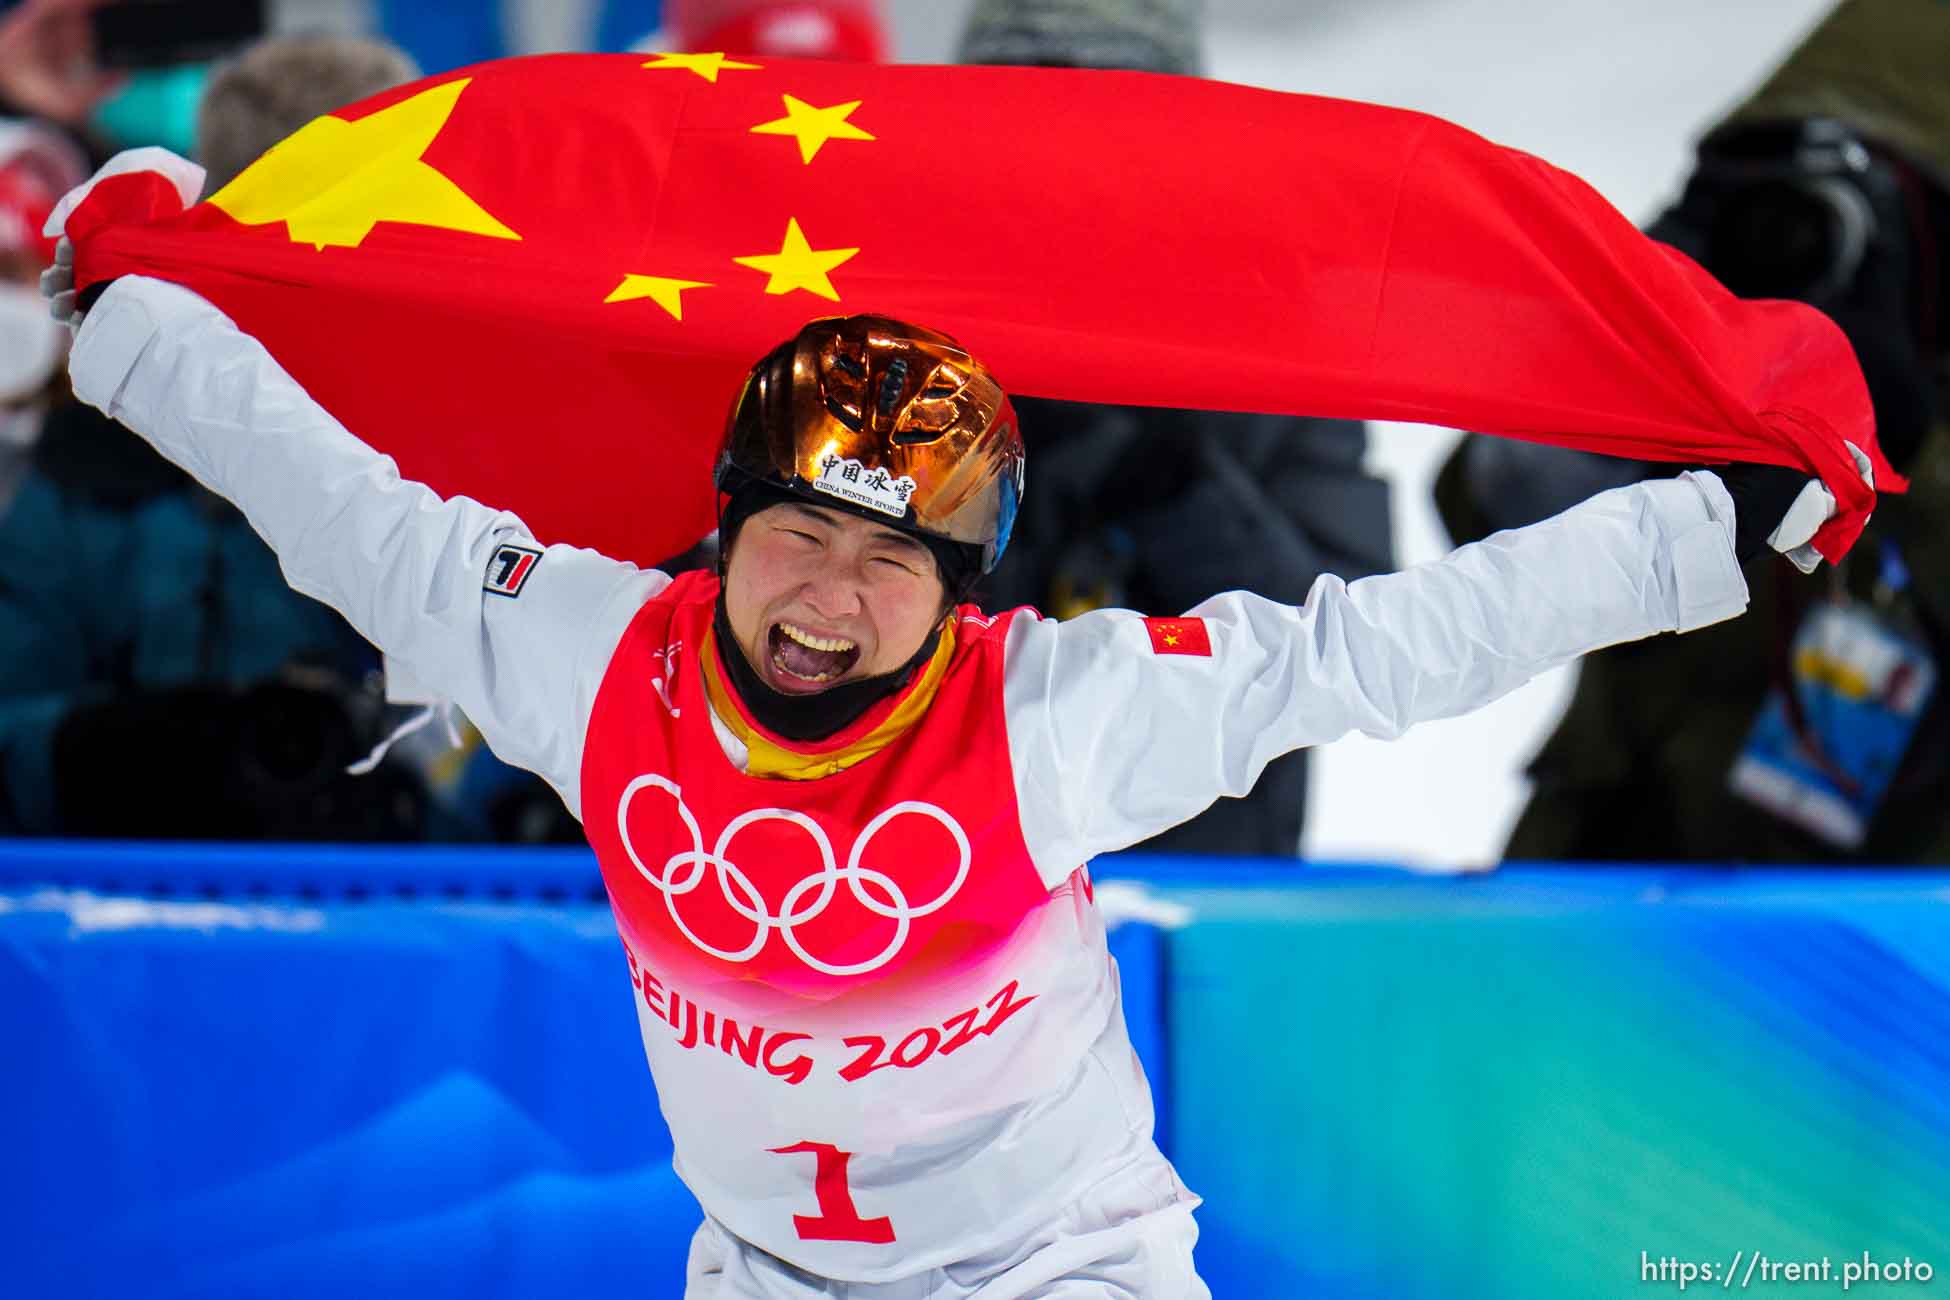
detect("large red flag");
top-left (66, 53), bottom-right (1895, 565)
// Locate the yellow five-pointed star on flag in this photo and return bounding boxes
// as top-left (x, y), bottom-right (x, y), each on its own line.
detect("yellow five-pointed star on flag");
top-left (750, 95), bottom-right (876, 164)
top-left (206, 78), bottom-right (519, 251)
top-left (733, 218), bottom-right (860, 301)
top-left (605, 274), bottom-right (712, 321)
top-left (640, 51), bottom-right (761, 82)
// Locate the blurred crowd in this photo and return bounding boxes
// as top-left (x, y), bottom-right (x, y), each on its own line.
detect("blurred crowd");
top-left (0, 0), bottom-right (1942, 863)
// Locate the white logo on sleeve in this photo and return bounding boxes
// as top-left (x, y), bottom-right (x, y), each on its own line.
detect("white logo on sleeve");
top-left (810, 455), bottom-right (917, 519)
top-left (615, 775), bottom-right (970, 976)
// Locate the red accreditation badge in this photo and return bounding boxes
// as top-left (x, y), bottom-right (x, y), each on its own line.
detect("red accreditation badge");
top-left (1144, 617), bottom-right (1212, 657)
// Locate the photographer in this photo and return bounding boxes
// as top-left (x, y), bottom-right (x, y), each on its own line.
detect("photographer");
top-left (1434, 0), bottom-right (1949, 863)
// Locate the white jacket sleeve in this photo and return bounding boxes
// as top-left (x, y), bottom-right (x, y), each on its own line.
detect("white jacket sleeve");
top-left (1003, 471), bottom-right (1749, 879)
top-left (66, 275), bottom-right (665, 818)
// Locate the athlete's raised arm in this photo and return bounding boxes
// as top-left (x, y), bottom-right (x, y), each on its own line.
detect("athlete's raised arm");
top-left (58, 272), bottom-right (662, 817)
top-left (1004, 467), bottom-right (1830, 871)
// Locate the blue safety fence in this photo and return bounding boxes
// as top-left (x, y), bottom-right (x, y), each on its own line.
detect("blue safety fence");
top-left (0, 843), bottom-right (1169, 1298)
top-left (3, 845), bottom-right (1947, 1299)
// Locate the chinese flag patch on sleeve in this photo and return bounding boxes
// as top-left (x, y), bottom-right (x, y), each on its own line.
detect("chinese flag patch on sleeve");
top-left (1144, 617), bottom-right (1212, 657)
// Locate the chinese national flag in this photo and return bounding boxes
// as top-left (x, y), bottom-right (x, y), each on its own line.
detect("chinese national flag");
top-left (1144, 618), bottom-right (1212, 657)
top-left (66, 53), bottom-right (1896, 566)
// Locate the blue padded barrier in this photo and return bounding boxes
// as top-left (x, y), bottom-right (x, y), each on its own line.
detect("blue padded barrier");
top-left (5, 846), bottom-right (1948, 1299)
top-left (0, 843), bottom-right (1170, 1299)
top-left (1156, 867), bottom-right (1950, 1300)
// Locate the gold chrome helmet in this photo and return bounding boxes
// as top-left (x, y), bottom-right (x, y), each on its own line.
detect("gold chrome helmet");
top-left (716, 315), bottom-right (1025, 574)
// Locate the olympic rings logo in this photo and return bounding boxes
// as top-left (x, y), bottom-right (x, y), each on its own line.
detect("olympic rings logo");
top-left (614, 775), bottom-right (972, 977)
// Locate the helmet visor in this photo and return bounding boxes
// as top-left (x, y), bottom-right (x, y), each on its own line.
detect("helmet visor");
top-left (721, 316), bottom-right (1024, 557)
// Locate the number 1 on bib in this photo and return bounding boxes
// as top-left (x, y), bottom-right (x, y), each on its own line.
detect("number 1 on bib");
top-left (769, 1141), bottom-right (897, 1244)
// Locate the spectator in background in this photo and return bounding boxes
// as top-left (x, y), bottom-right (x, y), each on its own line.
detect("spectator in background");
top-left (0, 35), bottom-right (438, 841)
top-left (196, 36), bottom-right (419, 193)
top-left (0, 0), bottom-right (119, 130)
top-left (959, 0), bottom-right (1197, 72)
top-left (961, 0), bottom-right (1395, 857)
top-left (657, 0), bottom-right (887, 61)
top-left (1435, 0), bottom-right (1948, 864)
top-left (0, 120), bottom-right (86, 510)
top-left (378, 0), bottom-right (663, 73)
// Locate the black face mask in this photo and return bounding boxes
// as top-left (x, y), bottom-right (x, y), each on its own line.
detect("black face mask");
top-left (711, 599), bottom-right (945, 743)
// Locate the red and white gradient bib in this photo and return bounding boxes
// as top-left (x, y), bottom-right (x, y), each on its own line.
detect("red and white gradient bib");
top-left (580, 572), bottom-right (1146, 1280)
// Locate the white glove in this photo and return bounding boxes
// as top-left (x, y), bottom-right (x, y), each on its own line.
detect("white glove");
top-left (1771, 441), bottom-right (1876, 574)
top-left (40, 236), bottom-right (80, 331)
top-left (38, 147), bottom-right (208, 333)
top-left (40, 145), bottom-right (206, 240)
top-left (1704, 441), bottom-right (1874, 575)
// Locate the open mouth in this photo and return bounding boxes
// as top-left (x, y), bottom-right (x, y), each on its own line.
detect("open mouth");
top-left (767, 621), bottom-right (862, 687)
